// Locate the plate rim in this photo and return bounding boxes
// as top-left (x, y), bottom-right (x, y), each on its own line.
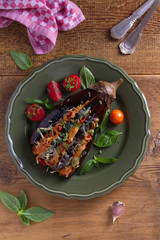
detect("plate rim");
top-left (5, 55), bottom-right (151, 199)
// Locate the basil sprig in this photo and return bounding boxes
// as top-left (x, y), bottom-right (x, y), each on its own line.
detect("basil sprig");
top-left (100, 109), bottom-right (111, 133)
top-left (10, 50), bottom-right (32, 70)
top-left (80, 156), bottom-right (117, 175)
top-left (94, 130), bottom-right (122, 148)
top-left (26, 97), bottom-right (59, 110)
top-left (79, 65), bottom-right (96, 89)
top-left (0, 191), bottom-right (54, 226)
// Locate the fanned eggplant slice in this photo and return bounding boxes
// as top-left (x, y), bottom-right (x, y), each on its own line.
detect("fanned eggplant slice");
top-left (31, 79), bottom-right (123, 178)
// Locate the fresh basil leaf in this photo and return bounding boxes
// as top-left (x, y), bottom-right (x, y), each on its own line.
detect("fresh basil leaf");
top-left (80, 155), bottom-right (117, 176)
top-left (44, 103), bottom-right (57, 110)
top-left (94, 131), bottom-right (122, 148)
top-left (24, 207), bottom-right (54, 222)
top-left (0, 191), bottom-right (20, 212)
top-left (45, 100), bottom-right (63, 110)
top-left (26, 97), bottom-right (59, 110)
top-left (79, 159), bottom-right (95, 175)
top-left (84, 66), bottom-right (96, 86)
top-left (94, 160), bottom-right (99, 168)
top-left (94, 156), bottom-right (118, 164)
top-left (79, 65), bottom-right (96, 89)
top-left (26, 98), bottom-right (44, 105)
top-left (19, 214), bottom-right (30, 226)
top-left (10, 50), bottom-right (32, 70)
top-left (44, 98), bottom-right (49, 104)
top-left (79, 66), bottom-right (87, 89)
top-left (18, 190), bottom-right (27, 209)
top-left (100, 109), bottom-right (111, 133)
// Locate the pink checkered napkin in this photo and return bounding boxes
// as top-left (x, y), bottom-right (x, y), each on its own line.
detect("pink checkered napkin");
top-left (0, 0), bottom-right (85, 54)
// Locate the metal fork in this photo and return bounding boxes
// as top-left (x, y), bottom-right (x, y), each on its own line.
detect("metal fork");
top-left (119, 0), bottom-right (160, 54)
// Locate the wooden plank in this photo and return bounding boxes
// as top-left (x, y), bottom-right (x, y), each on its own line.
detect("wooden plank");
top-left (1, 1), bottom-right (160, 76)
top-left (0, 75), bottom-right (160, 239)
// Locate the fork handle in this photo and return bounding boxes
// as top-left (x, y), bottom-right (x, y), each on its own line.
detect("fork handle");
top-left (111, 0), bottom-right (155, 39)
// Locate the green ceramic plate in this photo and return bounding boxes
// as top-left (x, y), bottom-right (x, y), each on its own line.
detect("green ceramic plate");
top-left (5, 55), bottom-right (150, 199)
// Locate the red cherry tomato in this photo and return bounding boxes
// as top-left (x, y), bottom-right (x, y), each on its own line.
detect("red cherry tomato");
top-left (47, 81), bottom-right (62, 101)
top-left (110, 109), bottom-right (124, 125)
top-left (63, 74), bottom-right (81, 92)
top-left (26, 104), bottom-right (45, 121)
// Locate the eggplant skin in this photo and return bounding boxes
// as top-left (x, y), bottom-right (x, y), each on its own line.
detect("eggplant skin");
top-left (31, 79), bottom-right (123, 178)
top-left (31, 106), bottom-right (66, 145)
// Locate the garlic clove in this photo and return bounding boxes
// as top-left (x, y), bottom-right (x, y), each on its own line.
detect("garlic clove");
top-left (112, 201), bottom-right (125, 223)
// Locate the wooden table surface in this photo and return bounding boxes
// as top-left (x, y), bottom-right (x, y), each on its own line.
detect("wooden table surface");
top-left (0, 1), bottom-right (160, 239)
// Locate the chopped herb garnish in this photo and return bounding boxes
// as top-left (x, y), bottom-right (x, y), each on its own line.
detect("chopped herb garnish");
top-left (99, 100), bottom-right (102, 105)
top-left (65, 83), bottom-right (74, 90)
top-left (56, 139), bottom-right (61, 145)
top-left (57, 147), bottom-right (60, 155)
top-left (72, 158), bottom-right (80, 168)
top-left (89, 129), bottom-right (94, 135)
top-left (61, 120), bottom-right (66, 128)
top-left (72, 120), bottom-right (78, 127)
top-left (63, 143), bottom-right (70, 151)
top-left (63, 132), bottom-right (69, 141)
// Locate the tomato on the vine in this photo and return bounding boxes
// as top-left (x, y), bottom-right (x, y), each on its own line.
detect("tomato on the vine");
top-left (110, 109), bottom-right (124, 125)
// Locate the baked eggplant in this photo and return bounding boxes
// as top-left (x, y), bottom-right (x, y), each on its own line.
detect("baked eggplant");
top-left (31, 79), bottom-right (123, 178)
